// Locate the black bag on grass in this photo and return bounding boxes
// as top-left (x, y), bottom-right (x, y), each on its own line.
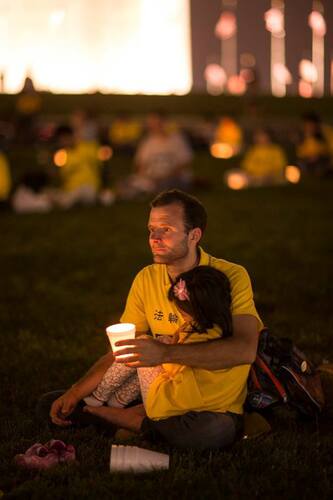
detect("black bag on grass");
top-left (246, 329), bottom-right (325, 418)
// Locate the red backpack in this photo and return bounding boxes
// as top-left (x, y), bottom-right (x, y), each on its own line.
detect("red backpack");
top-left (246, 329), bottom-right (325, 418)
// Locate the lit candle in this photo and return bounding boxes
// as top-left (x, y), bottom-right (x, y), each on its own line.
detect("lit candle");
top-left (106, 323), bottom-right (136, 360)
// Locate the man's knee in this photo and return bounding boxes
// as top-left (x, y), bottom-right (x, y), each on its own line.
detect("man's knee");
top-left (141, 411), bottom-right (239, 451)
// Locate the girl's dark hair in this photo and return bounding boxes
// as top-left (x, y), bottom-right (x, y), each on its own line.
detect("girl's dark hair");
top-left (168, 265), bottom-right (232, 337)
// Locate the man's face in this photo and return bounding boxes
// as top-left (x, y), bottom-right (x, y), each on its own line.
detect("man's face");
top-left (148, 203), bottom-right (192, 265)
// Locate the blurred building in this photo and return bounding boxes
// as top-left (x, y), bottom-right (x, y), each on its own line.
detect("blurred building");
top-left (191, 0), bottom-right (333, 95)
top-left (0, 0), bottom-right (332, 96)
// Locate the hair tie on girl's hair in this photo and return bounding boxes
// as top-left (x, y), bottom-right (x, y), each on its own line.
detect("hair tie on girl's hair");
top-left (173, 278), bottom-right (190, 301)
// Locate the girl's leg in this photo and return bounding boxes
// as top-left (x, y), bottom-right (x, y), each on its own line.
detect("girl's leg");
top-left (107, 373), bottom-right (141, 407)
top-left (84, 362), bottom-right (136, 407)
top-left (82, 367), bottom-right (164, 433)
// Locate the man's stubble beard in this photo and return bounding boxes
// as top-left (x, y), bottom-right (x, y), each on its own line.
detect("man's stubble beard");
top-left (151, 238), bottom-right (190, 265)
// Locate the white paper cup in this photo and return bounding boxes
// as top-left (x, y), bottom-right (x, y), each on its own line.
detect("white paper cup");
top-left (110, 445), bottom-right (169, 473)
top-left (106, 323), bottom-right (136, 359)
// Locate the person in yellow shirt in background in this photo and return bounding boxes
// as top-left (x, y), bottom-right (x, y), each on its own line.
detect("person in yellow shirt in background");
top-left (297, 112), bottom-right (331, 177)
top-left (109, 113), bottom-right (142, 154)
top-left (241, 128), bottom-right (287, 186)
top-left (224, 128), bottom-right (287, 189)
top-left (116, 112), bottom-right (193, 199)
top-left (45, 189), bottom-right (262, 451)
top-left (213, 116), bottom-right (243, 156)
top-left (52, 125), bottom-right (101, 209)
top-left (0, 149), bottom-right (11, 207)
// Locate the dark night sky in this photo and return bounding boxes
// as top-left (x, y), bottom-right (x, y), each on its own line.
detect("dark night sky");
top-left (190, 0), bottom-right (333, 94)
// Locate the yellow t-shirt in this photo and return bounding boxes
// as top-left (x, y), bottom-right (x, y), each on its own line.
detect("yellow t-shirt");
top-left (109, 119), bottom-right (142, 146)
top-left (60, 141), bottom-right (101, 192)
top-left (214, 118), bottom-right (243, 149)
top-left (120, 247), bottom-right (262, 335)
top-left (16, 93), bottom-right (41, 115)
top-left (120, 248), bottom-right (262, 419)
top-left (0, 153), bottom-right (11, 201)
top-left (146, 327), bottom-right (250, 419)
top-left (242, 144), bottom-right (287, 179)
top-left (297, 137), bottom-right (329, 160)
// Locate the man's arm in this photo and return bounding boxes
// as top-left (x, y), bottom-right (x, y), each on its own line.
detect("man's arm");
top-left (116, 314), bottom-right (259, 370)
top-left (50, 350), bottom-right (114, 426)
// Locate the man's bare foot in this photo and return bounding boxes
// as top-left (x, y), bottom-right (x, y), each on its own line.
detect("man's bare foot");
top-left (83, 404), bottom-right (146, 433)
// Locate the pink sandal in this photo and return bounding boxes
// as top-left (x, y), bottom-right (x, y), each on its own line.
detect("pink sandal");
top-left (15, 439), bottom-right (76, 470)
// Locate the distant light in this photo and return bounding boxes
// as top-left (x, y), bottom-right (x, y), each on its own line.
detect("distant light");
top-left (215, 11), bottom-right (237, 40)
top-left (273, 63), bottom-right (292, 85)
top-left (226, 171), bottom-right (249, 190)
top-left (97, 145), bottom-right (113, 161)
top-left (308, 11), bottom-right (326, 37)
top-left (227, 75), bottom-right (246, 95)
top-left (273, 29), bottom-right (286, 39)
top-left (204, 64), bottom-right (227, 87)
top-left (299, 59), bottom-right (318, 83)
top-left (240, 53), bottom-right (256, 68)
top-left (240, 68), bottom-right (255, 84)
top-left (264, 8), bottom-right (284, 36)
top-left (205, 64), bottom-right (227, 94)
top-left (285, 165), bottom-right (301, 184)
top-left (298, 80), bottom-right (313, 98)
top-left (49, 9), bottom-right (65, 28)
top-left (54, 149), bottom-right (67, 167)
top-left (210, 142), bottom-right (234, 159)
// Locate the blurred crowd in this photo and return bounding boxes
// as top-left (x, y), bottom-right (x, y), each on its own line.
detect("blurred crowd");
top-left (1, 79), bottom-right (333, 214)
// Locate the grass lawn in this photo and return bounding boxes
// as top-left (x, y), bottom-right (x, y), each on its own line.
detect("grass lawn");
top-left (1, 154), bottom-right (333, 499)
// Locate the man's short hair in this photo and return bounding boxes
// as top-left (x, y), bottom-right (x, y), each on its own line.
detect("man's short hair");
top-left (150, 189), bottom-right (207, 234)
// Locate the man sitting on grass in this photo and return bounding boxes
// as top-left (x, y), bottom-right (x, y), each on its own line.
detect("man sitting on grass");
top-left (42, 189), bottom-right (262, 450)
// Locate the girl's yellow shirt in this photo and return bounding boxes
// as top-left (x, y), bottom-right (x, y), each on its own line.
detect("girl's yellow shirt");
top-left (146, 326), bottom-right (250, 420)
